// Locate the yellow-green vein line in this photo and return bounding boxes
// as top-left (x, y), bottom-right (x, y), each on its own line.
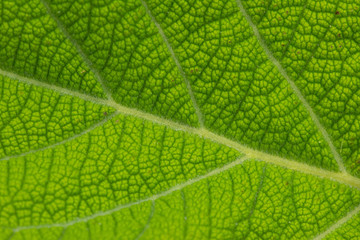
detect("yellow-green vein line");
top-left (140, 0), bottom-right (205, 127)
top-left (235, 0), bottom-right (346, 173)
top-left (1, 67), bottom-right (359, 190)
top-left (40, 0), bottom-right (115, 101)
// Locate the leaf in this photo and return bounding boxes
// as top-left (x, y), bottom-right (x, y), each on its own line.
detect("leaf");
top-left (0, 0), bottom-right (360, 239)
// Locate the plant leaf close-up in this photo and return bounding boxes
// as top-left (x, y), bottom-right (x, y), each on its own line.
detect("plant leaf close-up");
top-left (1, 0), bottom-right (360, 239)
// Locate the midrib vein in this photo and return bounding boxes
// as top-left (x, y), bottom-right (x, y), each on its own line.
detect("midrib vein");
top-left (3, 69), bottom-right (360, 235)
top-left (313, 203), bottom-right (360, 240)
top-left (1, 67), bottom-right (360, 191)
top-left (40, 0), bottom-right (115, 102)
top-left (139, 0), bottom-right (205, 127)
top-left (235, 0), bottom-right (346, 173)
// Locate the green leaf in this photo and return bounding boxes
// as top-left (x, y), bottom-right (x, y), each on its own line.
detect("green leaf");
top-left (0, 0), bottom-right (359, 239)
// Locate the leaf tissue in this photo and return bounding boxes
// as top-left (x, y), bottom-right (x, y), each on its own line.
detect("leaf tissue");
top-left (0, 0), bottom-right (360, 239)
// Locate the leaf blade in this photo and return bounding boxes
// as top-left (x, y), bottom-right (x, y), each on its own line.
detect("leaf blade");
top-left (1, 0), bottom-right (360, 238)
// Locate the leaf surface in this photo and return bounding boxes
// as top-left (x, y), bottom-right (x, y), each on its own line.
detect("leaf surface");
top-left (0, 0), bottom-right (360, 239)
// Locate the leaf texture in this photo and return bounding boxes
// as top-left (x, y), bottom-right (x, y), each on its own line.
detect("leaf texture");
top-left (0, 0), bottom-right (360, 239)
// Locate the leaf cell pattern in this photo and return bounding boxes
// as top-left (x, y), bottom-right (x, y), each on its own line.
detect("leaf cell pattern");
top-left (0, 0), bottom-right (360, 239)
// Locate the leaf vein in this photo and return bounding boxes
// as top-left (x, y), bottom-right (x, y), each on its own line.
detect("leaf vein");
top-left (313, 203), bottom-right (360, 240)
top-left (1, 68), bottom-right (360, 190)
top-left (40, 0), bottom-right (114, 101)
top-left (140, 0), bottom-right (205, 127)
top-left (235, 0), bottom-right (346, 173)
top-left (9, 156), bottom-right (248, 231)
top-left (134, 201), bottom-right (155, 240)
top-left (0, 112), bottom-right (117, 162)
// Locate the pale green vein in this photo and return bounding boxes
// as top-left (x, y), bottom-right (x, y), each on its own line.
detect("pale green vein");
top-left (313, 203), bottom-right (360, 240)
top-left (247, 165), bottom-right (267, 227)
top-left (9, 156), bottom-right (248, 231)
top-left (1, 67), bottom-right (360, 190)
top-left (40, 0), bottom-right (115, 102)
top-left (235, 0), bottom-right (346, 173)
top-left (0, 112), bottom-right (117, 162)
top-left (140, 0), bottom-right (205, 127)
top-left (0, 68), bottom-right (113, 108)
top-left (135, 201), bottom-right (155, 240)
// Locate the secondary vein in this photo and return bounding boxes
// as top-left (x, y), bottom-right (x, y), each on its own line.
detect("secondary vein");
top-left (0, 112), bottom-right (118, 162)
top-left (235, 0), bottom-right (346, 173)
top-left (313, 203), bottom-right (360, 240)
top-left (40, 0), bottom-right (115, 102)
top-left (140, 0), bottom-right (205, 127)
top-left (9, 156), bottom-right (248, 231)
